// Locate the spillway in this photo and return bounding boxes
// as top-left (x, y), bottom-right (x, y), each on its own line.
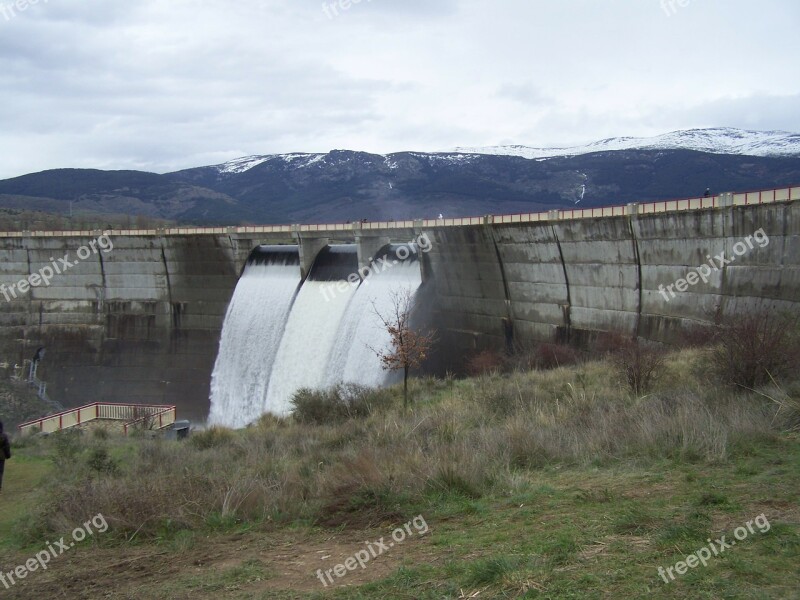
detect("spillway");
top-left (208, 246), bottom-right (300, 428)
top-left (209, 242), bottom-right (425, 427)
top-left (262, 245), bottom-right (360, 415)
top-left (324, 244), bottom-right (424, 388)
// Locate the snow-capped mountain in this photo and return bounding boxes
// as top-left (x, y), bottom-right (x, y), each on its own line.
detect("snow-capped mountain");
top-left (210, 128), bottom-right (800, 178)
top-left (214, 153), bottom-right (325, 174)
top-left (454, 128), bottom-right (800, 160)
top-left (1, 128), bottom-right (798, 225)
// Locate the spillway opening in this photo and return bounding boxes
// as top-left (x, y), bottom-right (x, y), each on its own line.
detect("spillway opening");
top-left (207, 245), bottom-right (302, 428)
top-left (308, 245), bottom-right (360, 281)
top-left (263, 245), bottom-right (360, 415)
top-left (323, 242), bottom-right (424, 389)
top-left (209, 241), bottom-right (426, 427)
top-left (246, 244), bottom-right (302, 268)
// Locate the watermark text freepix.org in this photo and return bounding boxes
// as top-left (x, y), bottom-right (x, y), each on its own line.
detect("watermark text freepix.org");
top-left (1, 0), bottom-right (48, 22)
top-left (658, 513), bottom-right (770, 583)
top-left (1, 513), bottom-right (108, 590)
top-left (658, 228), bottom-right (768, 302)
top-left (661, 0), bottom-right (693, 17)
top-left (319, 233), bottom-right (431, 302)
top-left (322, 0), bottom-right (372, 20)
top-left (1, 233), bottom-right (113, 303)
top-left (316, 515), bottom-right (429, 587)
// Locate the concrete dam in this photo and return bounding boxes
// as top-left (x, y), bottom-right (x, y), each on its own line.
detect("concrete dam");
top-left (0, 186), bottom-right (798, 424)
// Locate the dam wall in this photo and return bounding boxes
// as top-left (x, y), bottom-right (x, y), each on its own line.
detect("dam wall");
top-left (425, 199), bottom-right (799, 370)
top-left (0, 187), bottom-right (797, 421)
top-left (0, 234), bottom-right (246, 422)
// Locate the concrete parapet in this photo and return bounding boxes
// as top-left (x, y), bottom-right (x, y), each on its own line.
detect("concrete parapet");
top-left (718, 192), bottom-right (734, 208)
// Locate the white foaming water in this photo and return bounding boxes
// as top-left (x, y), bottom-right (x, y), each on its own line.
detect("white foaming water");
top-left (208, 261), bottom-right (300, 428)
top-left (263, 280), bottom-right (358, 414)
top-left (324, 258), bottom-right (423, 388)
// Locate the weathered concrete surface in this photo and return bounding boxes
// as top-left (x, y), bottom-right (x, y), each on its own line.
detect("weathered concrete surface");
top-left (423, 201), bottom-right (800, 371)
top-left (422, 226), bottom-right (510, 363)
top-left (634, 203), bottom-right (800, 340)
top-left (0, 232), bottom-right (283, 423)
top-left (0, 202), bottom-right (797, 421)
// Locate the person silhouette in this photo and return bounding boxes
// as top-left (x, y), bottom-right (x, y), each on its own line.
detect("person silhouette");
top-left (0, 421), bottom-right (10, 493)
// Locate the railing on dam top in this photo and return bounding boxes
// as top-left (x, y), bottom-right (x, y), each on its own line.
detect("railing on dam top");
top-left (17, 402), bottom-right (177, 436)
top-left (0, 185), bottom-right (797, 239)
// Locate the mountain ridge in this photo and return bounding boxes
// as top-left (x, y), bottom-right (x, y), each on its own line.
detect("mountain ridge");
top-left (205, 128), bottom-right (800, 178)
top-left (453, 127), bottom-right (800, 161)
top-left (0, 128), bottom-right (798, 226)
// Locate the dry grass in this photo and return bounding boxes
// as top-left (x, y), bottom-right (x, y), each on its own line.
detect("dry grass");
top-left (13, 347), bottom-right (791, 544)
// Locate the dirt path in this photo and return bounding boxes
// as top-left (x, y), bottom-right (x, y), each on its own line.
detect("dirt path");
top-left (1, 525), bottom-right (443, 599)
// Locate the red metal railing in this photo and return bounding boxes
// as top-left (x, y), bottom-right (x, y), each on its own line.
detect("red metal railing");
top-left (122, 406), bottom-right (177, 435)
top-left (0, 185), bottom-right (797, 239)
top-left (17, 402), bottom-right (176, 436)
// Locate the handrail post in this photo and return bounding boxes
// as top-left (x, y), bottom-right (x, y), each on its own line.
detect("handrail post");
top-left (718, 192), bottom-right (734, 208)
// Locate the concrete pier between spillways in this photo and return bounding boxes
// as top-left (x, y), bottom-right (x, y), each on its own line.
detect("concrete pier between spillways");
top-left (0, 187), bottom-right (797, 421)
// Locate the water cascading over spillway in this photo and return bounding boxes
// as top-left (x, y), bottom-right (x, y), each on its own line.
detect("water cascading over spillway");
top-left (262, 245), bottom-right (360, 414)
top-left (324, 244), bottom-right (424, 388)
top-left (208, 246), bottom-right (301, 428)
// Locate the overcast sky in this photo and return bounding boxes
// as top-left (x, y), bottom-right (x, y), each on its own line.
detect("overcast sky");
top-left (0, 0), bottom-right (798, 179)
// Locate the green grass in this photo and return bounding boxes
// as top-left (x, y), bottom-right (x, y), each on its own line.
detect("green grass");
top-left (0, 347), bottom-right (798, 598)
top-left (311, 448), bottom-right (799, 600)
top-left (0, 454), bottom-right (53, 549)
top-left (1, 437), bottom-right (798, 598)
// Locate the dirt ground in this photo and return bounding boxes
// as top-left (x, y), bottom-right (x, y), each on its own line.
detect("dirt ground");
top-left (1, 525), bottom-right (443, 599)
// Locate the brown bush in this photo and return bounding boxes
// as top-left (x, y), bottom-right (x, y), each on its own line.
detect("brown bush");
top-left (611, 338), bottom-right (667, 396)
top-left (710, 309), bottom-right (800, 388)
top-left (679, 323), bottom-right (717, 348)
top-left (466, 349), bottom-right (506, 376)
top-left (592, 331), bottom-right (630, 355)
top-left (534, 343), bottom-right (582, 370)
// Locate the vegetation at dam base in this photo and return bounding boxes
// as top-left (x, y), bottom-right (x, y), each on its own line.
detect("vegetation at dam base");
top-left (1, 333), bottom-right (799, 598)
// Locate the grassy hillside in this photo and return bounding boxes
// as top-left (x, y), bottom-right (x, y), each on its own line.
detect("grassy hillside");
top-left (0, 379), bottom-right (55, 432)
top-left (0, 347), bottom-right (798, 598)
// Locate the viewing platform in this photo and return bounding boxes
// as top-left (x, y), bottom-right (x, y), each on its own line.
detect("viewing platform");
top-left (17, 403), bottom-right (177, 436)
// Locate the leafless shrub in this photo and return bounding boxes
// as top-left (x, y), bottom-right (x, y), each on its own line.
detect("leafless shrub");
top-left (611, 338), bottom-right (667, 395)
top-left (710, 309), bottom-right (800, 388)
top-left (679, 322), bottom-right (717, 348)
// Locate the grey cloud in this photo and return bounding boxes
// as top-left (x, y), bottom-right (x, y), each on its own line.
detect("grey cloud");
top-left (0, 0), bottom-right (797, 179)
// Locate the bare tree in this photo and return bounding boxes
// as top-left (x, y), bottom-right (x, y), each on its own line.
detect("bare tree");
top-left (372, 288), bottom-right (435, 408)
